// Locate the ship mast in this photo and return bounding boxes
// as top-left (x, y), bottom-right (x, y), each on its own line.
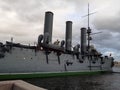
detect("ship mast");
top-left (87, 3), bottom-right (92, 52)
top-left (87, 3), bottom-right (92, 71)
top-left (84, 4), bottom-right (101, 51)
top-left (11, 37), bottom-right (13, 43)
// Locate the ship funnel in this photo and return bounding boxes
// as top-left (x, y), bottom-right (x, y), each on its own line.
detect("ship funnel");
top-left (65, 21), bottom-right (72, 51)
top-left (43, 11), bottom-right (53, 44)
top-left (81, 27), bottom-right (87, 54)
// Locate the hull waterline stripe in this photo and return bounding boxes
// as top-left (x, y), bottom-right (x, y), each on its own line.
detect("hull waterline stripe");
top-left (0, 71), bottom-right (110, 80)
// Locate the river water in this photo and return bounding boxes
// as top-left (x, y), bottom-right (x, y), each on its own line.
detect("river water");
top-left (24, 67), bottom-right (120, 90)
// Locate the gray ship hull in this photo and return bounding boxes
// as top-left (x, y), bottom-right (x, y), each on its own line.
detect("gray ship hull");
top-left (0, 47), bottom-right (113, 74)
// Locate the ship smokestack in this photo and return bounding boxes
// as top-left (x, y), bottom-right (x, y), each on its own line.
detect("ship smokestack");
top-left (65, 21), bottom-right (72, 51)
top-left (81, 27), bottom-right (87, 54)
top-left (43, 11), bottom-right (53, 44)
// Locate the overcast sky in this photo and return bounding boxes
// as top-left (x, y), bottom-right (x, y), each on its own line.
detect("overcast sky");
top-left (0, 0), bottom-right (120, 61)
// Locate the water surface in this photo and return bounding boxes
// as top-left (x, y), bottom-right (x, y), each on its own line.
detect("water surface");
top-left (24, 67), bottom-right (120, 90)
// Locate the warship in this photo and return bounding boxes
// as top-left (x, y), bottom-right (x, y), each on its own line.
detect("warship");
top-left (0, 11), bottom-right (114, 79)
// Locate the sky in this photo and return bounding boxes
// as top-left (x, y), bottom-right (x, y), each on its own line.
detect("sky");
top-left (0, 0), bottom-right (120, 61)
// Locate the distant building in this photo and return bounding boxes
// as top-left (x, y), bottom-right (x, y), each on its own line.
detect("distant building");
top-left (114, 61), bottom-right (120, 67)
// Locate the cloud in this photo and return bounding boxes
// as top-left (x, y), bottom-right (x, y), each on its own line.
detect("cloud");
top-left (0, 0), bottom-right (77, 46)
top-left (93, 14), bottom-right (120, 32)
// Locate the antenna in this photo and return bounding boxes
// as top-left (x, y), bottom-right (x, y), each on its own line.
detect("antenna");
top-left (82, 3), bottom-right (97, 28)
top-left (88, 3), bottom-right (89, 28)
top-left (86, 31), bottom-right (102, 36)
